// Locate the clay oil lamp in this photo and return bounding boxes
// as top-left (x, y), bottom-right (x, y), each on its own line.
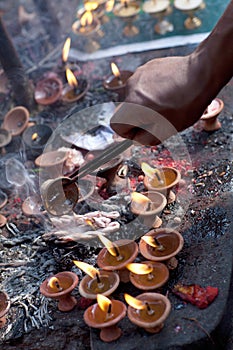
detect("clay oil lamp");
top-left (73, 260), bottom-right (120, 299)
top-left (72, 11), bottom-right (101, 53)
top-left (84, 294), bottom-right (127, 342)
top-left (0, 128), bottom-right (12, 154)
top-left (142, 162), bottom-right (181, 203)
top-left (59, 37), bottom-right (82, 76)
top-left (139, 228), bottom-right (184, 269)
top-left (22, 195), bottom-right (45, 217)
top-left (22, 124), bottom-right (53, 159)
top-left (125, 292), bottom-right (171, 333)
top-left (62, 68), bottom-right (88, 103)
top-left (130, 191), bottom-right (167, 228)
top-left (0, 291), bottom-right (11, 328)
top-left (103, 62), bottom-right (133, 101)
top-left (200, 98), bottom-right (224, 132)
top-left (97, 233), bottom-right (138, 282)
top-left (35, 149), bottom-right (68, 178)
top-left (84, 0), bottom-right (109, 24)
top-left (174, 0), bottom-right (203, 29)
top-left (113, 0), bottom-right (140, 36)
top-left (142, 0), bottom-right (173, 35)
top-left (3, 106), bottom-right (29, 136)
top-left (126, 261), bottom-right (169, 291)
top-left (40, 271), bottom-right (79, 312)
top-left (0, 214), bottom-right (7, 228)
top-left (34, 72), bottom-right (63, 105)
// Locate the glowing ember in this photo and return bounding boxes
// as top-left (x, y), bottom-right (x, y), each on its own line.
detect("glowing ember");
top-left (97, 294), bottom-right (112, 313)
top-left (66, 68), bottom-right (78, 88)
top-left (62, 37), bottom-right (71, 63)
top-left (73, 260), bottom-right (99, 279)
top-left (124, 293), bottom-right (146, 310)
top-left (80, 11), bottom-right (93, 27)
top-left (47, 276), bottom-right (63, 292)
top-left (126, 263), bottom-right (153, 275)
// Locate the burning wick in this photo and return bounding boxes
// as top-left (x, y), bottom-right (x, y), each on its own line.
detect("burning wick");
top-left (124, 293), bottom-right (155, 316)
top-left (131, 192), bottom-right (152, 212)
top-left (145, 302), bottom-right (155, 315)
top-left (126, 262), bottom-right (155, 281)
top-left (48, 276), bottom-right (63, 292)
top-left (142, 235), bottom-right (165, 252)
top-left (98, 233), bottom-right (124, 261)
top-left (97, 294), bottom-right (113, 321)
top-left (66, 68), bottom-right (79, 93)
top-left (31, 132), bottom-right (41, 143)
top-left (141, 162), bottom-right (164, 185)
top-left (111, 62), bottom-right (123, 85)
top-left (73, 261), bottom-right (104, 290)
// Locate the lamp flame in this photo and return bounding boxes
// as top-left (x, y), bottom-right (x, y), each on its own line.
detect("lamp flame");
top-left (47, 276), bottom-right (62, 292)
top-left (98, 233), bottom-right (118, 257)
top-left (62, 37), bottom-right (71, 63)
top-left (97, 294), bottom-right (112, 313)
top-left (73, 260), bottom-right (99, 279)
top-left (84, 1), bottom-right (99, 11)
top-left (141, 162), bottom-right (164, 183)
top-left (126, 263), bottom-right (153, 275)
top-left (105, 0), bottom-right (115, 12)
top-left (66, 68), bottom-right (78, 88)
top-left (80, 11), bottom-right (93, 27)
top-left (141, 236), bottom-right (159, 248)
top-left (124, 293), bottom-right (146, 310)
top-left (111, 62), bottom-right (121, 78)
top-left (85, 218), bottom-right (95, 229)
top-left (131, 192), bottom-right (151, 205)
top-left (31, 132), bottom-right (38, 141)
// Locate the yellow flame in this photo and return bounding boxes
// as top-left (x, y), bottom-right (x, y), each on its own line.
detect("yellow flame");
top-left (80, 11), bottom-right (93, 27)
top-left (85, 218), bottom-right (95, 229)
top-left (105, 0), bottom-right (115, 12)
top-left (126, 263), bottom-right (153, 275)
top-left (141, 235), bottom-right (158, 248)
top-left (84, 1), bottom-right (99, 11)
top-left (111, 62), bottom-right (121, 78)
top-left (47, 276), bottom-right (62, 292)
top-left (131, 192), bottom-right (151, 204)
top-left (124, 293), bottom-right (146, 310)
top-left (73, 260), bottom-right (99, 279)
top-left (98, 233), bottom-right (118, 257)
top-left (31, 132), bottom-right (38, 141)
top-left (66, 68), bottom-right (78, 88)
top-left (97, 294), bottom-right (112, 312)
top-left (62, 37), bottom-right (71, 63)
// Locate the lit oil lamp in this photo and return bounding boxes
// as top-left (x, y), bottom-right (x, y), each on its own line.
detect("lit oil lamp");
top-left (142, 162), bottom-right (181, 203)
top-left (0, 291), bottom-right (10, 328)
top-left (40, 271), bottom-right (79, 312)
top-left (84, 294), bottom-right (127, 342)
top-left (130, 191), bottom-right (167, 228)
top-left (72, 11), bottom-right (101, 53)
top-left (103, 62), bottom-right (133, 101)
top-left (126, 261), bottom-right (169, 291)
top-left (22, 124), bottom-right (53, 159)
top-left (62, 68), bottom-right (88, 103)
top-left (174, 0), bottom-right (203, 29)
top-left (0, 128), bottom-right (12, 154)
top-left (139, 228), bottom-right (184, 269)
top-left (73, 260), bottom-right (120, 299)
top-left (142, 0), bottom-right (173, 35)
top-left (200, 98), bottom-right (224, 132)
top-left (34, 72), bottom-right (63, 105)
top-left (125, 292), bottom-right (171, 333)
top-left (84, 0), bottom-right (110, 24)
top-left (60, 37), bottom-right (81, 76)
top-left (97, 233), bottom-right (138, 282)
top-left (3, 106), bottom-right (29, 136)
top-left (114, 0), bottom-right (140, 36)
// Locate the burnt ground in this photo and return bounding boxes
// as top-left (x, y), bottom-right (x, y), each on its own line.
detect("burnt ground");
top-left (0, 1), bottom-right (233, 350)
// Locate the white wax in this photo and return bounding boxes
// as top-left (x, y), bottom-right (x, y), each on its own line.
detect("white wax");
top-left (174, 0), bottom-right (202, 11)
top-left (143, 0), bottom-right (170, 14)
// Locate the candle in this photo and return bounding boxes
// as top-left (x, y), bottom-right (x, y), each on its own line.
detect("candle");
top-left (73, 260), bottom-right (120, 299)
top-left (174, 0), bottom-right (202, 11)
top-left (143, 0), bottom-right (170, 14)
top-left (40, 271), bottom-right (79, 311)
top-left (126, 261), bottom-right (169, 290)
top-left (62, 68), bottom-right (88, 103)
top-left (84, 294), bottom-right (127, 341)
top-left (0, 291), bottom-right (11, 328)
top-left (125, 292), bottom-right (171, 333)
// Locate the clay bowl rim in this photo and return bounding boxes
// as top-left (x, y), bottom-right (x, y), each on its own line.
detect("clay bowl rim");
top-left (143, 166), bottom-right (181, 192)
top-left (0, 128), bottom-right (12, 148)
top-left (97, 239), bottom-right (139, 271)
top-left (0, 291), bottom-right (11, 318)
top-left (34, 75), bottom-right (63, 106)
top-left (129, 260), bottom-right (169, 290)
top-left (127, 292), bottom-right (171, 329)
top-left (84, 299), bottom-right (127, 329)
top-left (40, 271), bottom-right (79, 298)
top-left (130, 191), bottom-right (167, 217)
top-left (3, 106), bottom-right (29, 136)
top-left (200, 98), bottom-right (224, 120)
top-left (103, 70), bottom-right (134, 91)
top-left (142, 0), bottom-right (170, 14)
top-left (79, 270), bottom-right (120, 299)
top-left (35, 150), bottom-right (68, 168)
top-left (61, 80), bottom-right (89, 103)
top-left (72, 18), bottom-right (101, 37)
top-left (139, 228), bottom-right (184, 262)
top-left (113, 2), bottom-right (141, 19)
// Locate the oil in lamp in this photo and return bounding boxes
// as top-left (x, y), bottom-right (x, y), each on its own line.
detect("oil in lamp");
top-left (174, 0), bottom-right (203, 29)
top-left (130, 191), bottom-right (167, 228)
top-left (34, 72), bottom-right (63, 105)
top-left (126, 261), bottom-right (169, 290)
top-left (40, 271), bottom-right (79, 312)
top-left (73, 260), bottom-right (120, 299)
top-left (3, 106), bottom-right (29, 136)
top-left (72, 11), bottom-right (101, 53)
top-left (97, 233), bottom-right (138, 282)
top-left (142, 162), bottom-right (181, 203)
top-left (113, 0), bottom-right (140, 36)
top-left (62, 68), bottom-right (88, 103)
top-left (84, 294), bottom-right (127, 342)
top-left (200, 98), bottom-right (224, 131)
top-left (103, 62), bottom-right (133, 101)
top-left (0, 291), bottom-right (10, 328)
top-left (142, 0), bottom-right (174, 35)
top-left (139, 228), bottom-right (184, 269)
top-left (125, 292), bottom-right (171, 333)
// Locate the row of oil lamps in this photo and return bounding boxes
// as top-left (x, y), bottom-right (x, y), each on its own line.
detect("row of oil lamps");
top-left (72, 0), bottom-right (206, 45)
